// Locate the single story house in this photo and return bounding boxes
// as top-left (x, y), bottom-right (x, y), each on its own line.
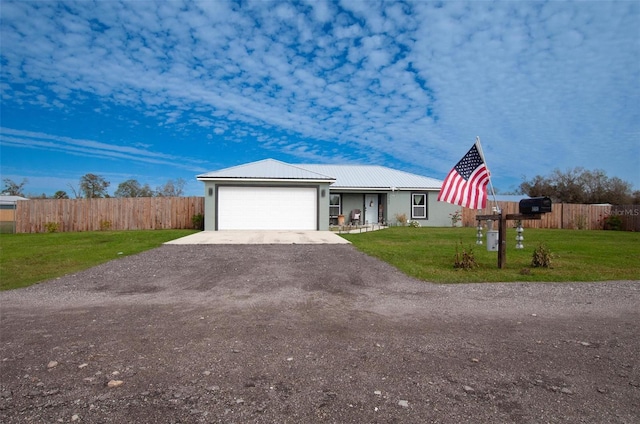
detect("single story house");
top-left (0, 195), bottom-right (28, 233)
top-left (196, 159), bottom-right (460, 231)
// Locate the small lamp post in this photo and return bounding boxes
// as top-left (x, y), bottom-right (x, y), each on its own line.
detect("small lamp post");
top-left (476, 223), bottom-right (483, 245)
top-left (515, 221), bottom-right (524, 249)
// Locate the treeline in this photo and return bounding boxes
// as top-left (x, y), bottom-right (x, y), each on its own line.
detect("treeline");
top-left (2, 174), bottom-right (188, 199)
top-left (519, 167), bottom-right (639, 205)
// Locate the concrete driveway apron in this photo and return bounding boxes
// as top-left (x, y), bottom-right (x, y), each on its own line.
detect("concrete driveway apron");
top-left (164, 230), bottom-right (351, 245)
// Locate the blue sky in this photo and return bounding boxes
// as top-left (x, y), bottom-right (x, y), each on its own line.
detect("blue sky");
top-left (1, 0), bottom-right (639, 197)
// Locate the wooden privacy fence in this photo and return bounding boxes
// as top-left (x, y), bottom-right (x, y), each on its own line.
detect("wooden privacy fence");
top-left (15, 197), bottom-right (204, 233)
top-left (463, 202), bottom-right (625, 230)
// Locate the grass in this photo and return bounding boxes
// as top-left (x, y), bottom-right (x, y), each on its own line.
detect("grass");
top-left (0, 230), bottom-right (197, 291)
top-left (341, 227), bottom-right (640, 283)
top-left (0, 222), bottom-right (16, 234)
top-left (1, 227), bottom-right (638, 291)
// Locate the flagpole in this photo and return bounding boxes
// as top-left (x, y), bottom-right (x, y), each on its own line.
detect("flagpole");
top-left (475, 136), bottom-right (500, 213)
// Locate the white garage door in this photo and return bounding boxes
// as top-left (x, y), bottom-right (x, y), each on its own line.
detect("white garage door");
top-left (218, 186), bottom-right (317, 230)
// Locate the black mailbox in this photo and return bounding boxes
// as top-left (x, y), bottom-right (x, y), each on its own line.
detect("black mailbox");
top-left (519, 197), bottom-right (552, 214)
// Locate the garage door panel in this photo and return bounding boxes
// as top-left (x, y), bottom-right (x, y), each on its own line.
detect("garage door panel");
top-left (218, 186), bottom-right (317, 230)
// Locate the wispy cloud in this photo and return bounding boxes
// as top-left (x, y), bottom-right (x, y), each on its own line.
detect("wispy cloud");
top-left (0, 127), bottom-right (207, 172)
top-left (0, 0), bottom-right (638, 191)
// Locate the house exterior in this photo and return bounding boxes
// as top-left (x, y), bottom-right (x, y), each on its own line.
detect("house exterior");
top-left (197, 159), bottom-right (460, 231)
top-left (0, 195), bottom-right (28, 234)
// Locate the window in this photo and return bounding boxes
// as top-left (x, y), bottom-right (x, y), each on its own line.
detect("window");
top-left (411, 193), bottom-right (427, 219)
top-left (329, 194), bottom-right (341, 217)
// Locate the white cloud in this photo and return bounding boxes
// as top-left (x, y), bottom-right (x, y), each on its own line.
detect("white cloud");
top-left (0, 0), bottom-right (638, 189)
top-left (0, 127), bottom-right (207, 172)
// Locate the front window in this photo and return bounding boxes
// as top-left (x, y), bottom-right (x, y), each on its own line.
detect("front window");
top-left (411, 193), bottom-right (427, 219)
top-left (329, 194), bottom-right (341, 217)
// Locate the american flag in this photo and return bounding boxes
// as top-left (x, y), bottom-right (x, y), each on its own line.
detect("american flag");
top-left (438, 141), bottom-right (490, 209)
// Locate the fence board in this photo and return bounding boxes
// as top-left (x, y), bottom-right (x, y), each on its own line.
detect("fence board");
top-left (14, 198), bottom-right (636, 233)
top-left (462, 202), bottom-right (617, 230)
top-left (15, 197), bottom-right (204, 233)
top-left (609, 205), bottom-right (640, 231)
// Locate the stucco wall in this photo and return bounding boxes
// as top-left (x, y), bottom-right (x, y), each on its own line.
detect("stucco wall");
top-left (339, 193), bottom-right (364, 224)
top-left (333, 190), bottom-right (460, 227)
top-left (386, 190), bottom-right (460, 227)
top-left (202, 181), bottom-right (216, 231)
top-left (201, 182), bottom-right (461, 230)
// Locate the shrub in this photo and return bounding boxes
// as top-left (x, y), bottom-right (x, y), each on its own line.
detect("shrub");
top-left (408, 220), bottom-right (421, 228)
top-left (531, 243), bottom-right (552, 268)
top-left (572, 214), bottom-right (588, 230)
top-left (449, 210), bottom-right (462, 227)
top-left (192, 213), bottom-right (204, 230)
top-left (601, 214), bottom-right (622, 231)
top-left (394, 213), bottom-right (408, 226)
top-left (44, 222), bottom-right (59, 233)
top-left (454, 242), bottom-right (478, 269)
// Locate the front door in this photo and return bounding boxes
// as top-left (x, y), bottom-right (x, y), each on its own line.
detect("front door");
top-left (364, 194), bottom-right (378, 224)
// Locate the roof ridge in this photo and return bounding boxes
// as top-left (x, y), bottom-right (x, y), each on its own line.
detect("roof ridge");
top-left (197, 158), bottom-right (336, 180)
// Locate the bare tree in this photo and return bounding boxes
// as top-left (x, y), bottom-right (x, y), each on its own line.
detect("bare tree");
top-left (156, 178), bottom-right (186, 197)
top-left (520, 167), bottom-right (636, 204)
top-left (2, 178), bottom-right (28, 196)
top-left (67, 183), bottom-right (81, 199)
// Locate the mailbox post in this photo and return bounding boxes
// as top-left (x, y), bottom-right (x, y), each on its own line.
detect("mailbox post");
top-left (476, 197), bottom-right (551, 269)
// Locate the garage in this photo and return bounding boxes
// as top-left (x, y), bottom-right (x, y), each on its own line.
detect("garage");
top-left (217, 186), bottom-right (318, 230)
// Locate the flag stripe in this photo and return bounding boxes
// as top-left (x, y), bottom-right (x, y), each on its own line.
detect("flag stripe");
top-left (437, 141), bottom-right (491, 209)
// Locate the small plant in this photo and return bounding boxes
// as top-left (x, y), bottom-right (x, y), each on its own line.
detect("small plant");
top-left (408, 220), bottom-right (421, 228)
top-left (394, 213), bottom-right (408, 226)
top-left (601, 214), bottom-right (622, 231)
top-left (44, 222), bottom-right (59, 233)
top-left (99, 220), bottom-right (112, 231)
top-left (449, 210), bottom-right (462, 227)
top-left (572, 214), bottom-right (588, 230)
top-left (531, 243), bottom-right (553, 268)
top-left (454, 242), bottom-right (478, 269)
top-left (191, 213), bottom-right (204, 230)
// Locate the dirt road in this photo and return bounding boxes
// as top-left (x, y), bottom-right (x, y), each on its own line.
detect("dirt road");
top-left (1, 244), bottom-right (638, 423)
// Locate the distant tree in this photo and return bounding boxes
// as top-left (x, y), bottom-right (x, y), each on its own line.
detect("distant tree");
top-left (67, 183), bottom-right (81, 199)
top-left (114, 179), bottom-right (154, 197)
top-left (2, 178), bottom-right (28, 196)
top-left (156, 178), bottom-right (186, 197)
top-left (79, 173), bottom-right (110, 198)
top-left (53, 190), bottom-right (69, 199)
top-left (519, 175), bottom-right (554, 199)
top-left (520, 167), bottom-right (636, 204)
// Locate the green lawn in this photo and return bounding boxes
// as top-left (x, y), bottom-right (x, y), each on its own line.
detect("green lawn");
top-left (2, 228), bottom-right (638, 291)
top-left (340, 227), bottom-right (640, 283)
top-left (0, 230), bottom-right (197, 291)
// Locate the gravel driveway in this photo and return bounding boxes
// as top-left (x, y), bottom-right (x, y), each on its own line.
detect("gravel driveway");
top-left (1, 244), bottom-right (638, 423)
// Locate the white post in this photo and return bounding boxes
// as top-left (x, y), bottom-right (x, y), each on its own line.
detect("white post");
top-left (475, 136), bottom-right (500, 213)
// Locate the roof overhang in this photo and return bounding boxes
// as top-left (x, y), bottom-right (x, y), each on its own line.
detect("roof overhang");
top-left (197, 177), bottom-right (335, 184)
top-left (330, 186), bottom-right (441, 192)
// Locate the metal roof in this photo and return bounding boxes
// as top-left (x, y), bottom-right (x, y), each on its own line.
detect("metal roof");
top-left (197, 159), bottom-right (335, 181)
top-left (197, 159), bottom-right (442, 190)
top-left (0, 195), bottom-right (29, 205)
top-left (297, 164), bottom-right (443, 190)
